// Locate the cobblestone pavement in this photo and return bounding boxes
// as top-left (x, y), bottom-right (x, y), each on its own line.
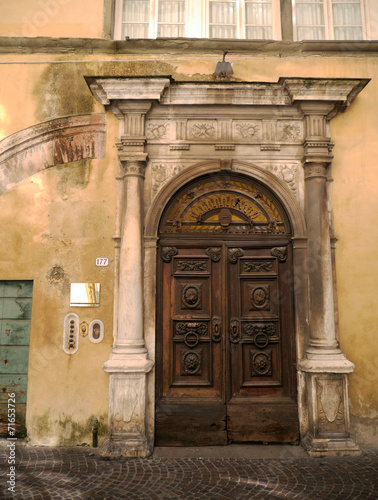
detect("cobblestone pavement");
top-left (1, 444), bottom-right (377, 500)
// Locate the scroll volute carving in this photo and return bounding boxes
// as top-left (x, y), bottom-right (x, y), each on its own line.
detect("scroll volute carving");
top-left (270, 246), bottom-right (287, 263)
top-left (228, 248), bottom-right (245, 264)
top-left (161, 246), bottom-right (178, 263)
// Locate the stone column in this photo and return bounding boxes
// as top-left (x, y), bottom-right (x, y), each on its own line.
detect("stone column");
top-left (101, 102), bottom-right (154, 458)
top-left (298, 103), bottom-right (360, 456)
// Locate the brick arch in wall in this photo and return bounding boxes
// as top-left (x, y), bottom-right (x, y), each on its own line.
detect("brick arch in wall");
top-left (0, 113), bottom-right (106, 195)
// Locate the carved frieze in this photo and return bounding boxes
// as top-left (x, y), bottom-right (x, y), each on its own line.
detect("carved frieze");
top-left (243, 260), bottom-right (274, 273)
top-left (146, 121), bottom-right (169, 140)
top-left (176, 260), bottom-right (208, 272)
top-left (188, 122), bottom-right (216, 139)
top-left (278, 121), bottom-right (303, 142)
top-left (233, 121), bottom-right (261, 140)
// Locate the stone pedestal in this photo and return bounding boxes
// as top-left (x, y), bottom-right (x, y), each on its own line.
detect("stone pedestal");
top-left (101, 356), bottom-right (153, 458)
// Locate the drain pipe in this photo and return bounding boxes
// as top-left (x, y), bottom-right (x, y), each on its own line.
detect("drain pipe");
top-left (92, 418), bottom-right (98, 448)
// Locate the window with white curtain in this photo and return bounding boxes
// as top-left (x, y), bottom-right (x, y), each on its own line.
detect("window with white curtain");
top-left (114, 0), bottom-right (281, 39)
top-left (114, 0), bottom-right (374, 40)
top-left (293, 0), bottom-right (367, 40)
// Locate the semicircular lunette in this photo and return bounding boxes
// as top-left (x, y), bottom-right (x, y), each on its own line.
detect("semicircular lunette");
top-left (159, 174), bottom-right (291, 235)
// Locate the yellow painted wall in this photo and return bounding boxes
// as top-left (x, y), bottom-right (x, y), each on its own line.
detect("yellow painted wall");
top-left (0, 1), bottom-right (377, 446)
top-left (0, 0), bottom-right (104, 38)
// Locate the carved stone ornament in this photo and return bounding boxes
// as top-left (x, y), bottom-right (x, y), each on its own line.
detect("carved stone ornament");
top-left (146, 121), bottom-right (168, 140)
top-left (304, 164), bottom-right (328, 180)
top-left (161, 246), bottom-right (178, 263)
top-left (188, 122), bottom-right (216, 139)
top-left (251, 350), bottom-right (272, 376)
top-left (270, 246), bottom-right (287, 263)
top-left (121, 161), bottom-right (146, 178)
top-left (228, 248), bottom-right (245, 263)
top-left (180, 349), bottom-right (202, 376)
top-left (205, 247), bottom-right (221, 262)
top-left (181, 283), bottom-right (202, 310)
top-left (317, 379), bottom-right (345, 429)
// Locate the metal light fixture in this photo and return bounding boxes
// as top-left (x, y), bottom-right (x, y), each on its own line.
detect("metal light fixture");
top-left (214, 51), bottom-right (234, 80)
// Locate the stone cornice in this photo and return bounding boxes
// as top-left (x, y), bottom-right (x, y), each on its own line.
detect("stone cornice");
top-left (0, 37), bottom-right (378, 56)
top-left (87, 78), bottom-right (171, 105)
top-left (87, 77), bottom-right (369, 111)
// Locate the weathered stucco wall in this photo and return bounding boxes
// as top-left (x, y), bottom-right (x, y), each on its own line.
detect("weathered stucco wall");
top-left (0, 36), bottom-right (377, 445)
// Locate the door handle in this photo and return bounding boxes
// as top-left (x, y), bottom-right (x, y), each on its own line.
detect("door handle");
top-left (229, 319), bottom-right (240, 343)
top-left (212, 317), bottom-right (221, 342)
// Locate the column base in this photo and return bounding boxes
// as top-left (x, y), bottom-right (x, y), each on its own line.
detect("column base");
top-left (299, 357), bottom-right (360, 457)
top-left (101, 435), bottom-right (153, 458)
top-left (302, 433), bottom-right (361, 457)
top-left (102, 352), bottom-right (154, 459)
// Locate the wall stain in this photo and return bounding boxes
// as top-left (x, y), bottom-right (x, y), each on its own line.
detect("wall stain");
top-left (55, 159), bottom-right (91, 196)
top-left (58, 414), bottom-right (108, 445)
top-left (46, 265), bottom-right (70, 295)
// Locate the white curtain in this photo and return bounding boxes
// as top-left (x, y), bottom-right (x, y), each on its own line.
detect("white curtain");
top-left (209, 1), bottom-right (236, 38)
top-left (295, 0), bottom-right (363, 40)
top-left (245, 0), bottom-right (273, 39)
top-left (122, 0), bottom-right (150, 38)
top-left (158, 0), bottom-right (185, 37)
top-left (332, 0), bottom-right (363, 40)
top-left (295, 0), bottom-right (325, 40)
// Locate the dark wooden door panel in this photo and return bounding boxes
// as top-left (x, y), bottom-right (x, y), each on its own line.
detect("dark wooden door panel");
top-left (155, 404), bottom-right (227, 446)
top-left (227, 399), bottom-right (300, 444)
top-left (156, 242), bottom-right (299, 445)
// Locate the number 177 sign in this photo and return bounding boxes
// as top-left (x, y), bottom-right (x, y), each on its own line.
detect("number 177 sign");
top-left (95, 258), bottom-right (109, 267)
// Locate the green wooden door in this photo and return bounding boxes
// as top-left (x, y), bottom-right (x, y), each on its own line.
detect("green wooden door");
top-left (0, 281), bottom-right (33, 437)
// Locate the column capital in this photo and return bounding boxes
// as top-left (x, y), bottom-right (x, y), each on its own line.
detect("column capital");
top-left (303, 163), bottom-right (329, 180)
top-left (119, 159), bottom-right (147, 178)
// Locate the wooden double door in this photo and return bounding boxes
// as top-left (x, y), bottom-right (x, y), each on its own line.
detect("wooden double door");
top-left (156, 240), bottom-right (299, 446)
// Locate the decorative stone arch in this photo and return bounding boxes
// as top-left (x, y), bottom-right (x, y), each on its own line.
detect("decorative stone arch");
top-left (144, 159), bottom-right (309, 444)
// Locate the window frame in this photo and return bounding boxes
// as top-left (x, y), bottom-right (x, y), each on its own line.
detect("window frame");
top-left (292, 0), bottom-right (368, 41)
top-left (114, 0), bottom-right (282, 40)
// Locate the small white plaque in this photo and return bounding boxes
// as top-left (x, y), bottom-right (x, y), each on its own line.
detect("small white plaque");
top-left (95, 257), bottom-right (109, 267)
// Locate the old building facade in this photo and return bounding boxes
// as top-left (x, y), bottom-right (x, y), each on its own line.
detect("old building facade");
top-left (0, 0), bottom-right (377, 456)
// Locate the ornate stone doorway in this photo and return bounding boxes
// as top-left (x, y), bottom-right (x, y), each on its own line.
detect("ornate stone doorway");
top-left (155, 173), bottom-right (299, 445)
top-left (87, 76), bottom-right (367, 457)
